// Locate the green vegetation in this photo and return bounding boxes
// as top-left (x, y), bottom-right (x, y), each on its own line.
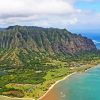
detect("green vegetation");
top-left (0, 50), bottom-right (100, 99)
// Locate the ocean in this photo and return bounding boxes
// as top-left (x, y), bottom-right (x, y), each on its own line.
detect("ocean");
top-left (43, 65), bottom-right (100, 100)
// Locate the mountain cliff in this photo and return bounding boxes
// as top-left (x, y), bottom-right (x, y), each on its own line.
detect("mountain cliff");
top-left (0, 25), bottom-right (96, 53)
top-left (0, 25), bottom-right (97, 67)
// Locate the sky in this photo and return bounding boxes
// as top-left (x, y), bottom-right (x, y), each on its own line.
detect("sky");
top-left (0, 0), bottom-right (100, 34)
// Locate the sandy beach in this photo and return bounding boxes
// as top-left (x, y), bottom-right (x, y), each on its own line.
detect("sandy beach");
top-left (39, 72), bottom-right (76, 100)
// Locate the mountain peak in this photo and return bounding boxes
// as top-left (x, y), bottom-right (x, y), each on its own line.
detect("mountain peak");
top-left (7, 25), bottom-right (22, 30)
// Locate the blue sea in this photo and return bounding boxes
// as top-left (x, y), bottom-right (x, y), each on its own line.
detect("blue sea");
top-left (48, 65), bottom-right (100, 100)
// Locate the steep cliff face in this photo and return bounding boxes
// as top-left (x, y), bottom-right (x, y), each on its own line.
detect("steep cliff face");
top-left (0, 25), bottom-right (96, 54)
top-left (62, 34), bottom-right (97, 53)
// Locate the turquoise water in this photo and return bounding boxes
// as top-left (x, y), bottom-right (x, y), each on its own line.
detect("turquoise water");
top-left (53, 65), bottom-right (100, 100)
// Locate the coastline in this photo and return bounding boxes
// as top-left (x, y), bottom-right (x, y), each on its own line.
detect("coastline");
top-left (39, 64), bottom-right (100, 100)
top-left (0, 72), bottom-right (76, 100)
top-left (39, 63), bottom-right (100, 100)
top-left (0, 63), bottom-right (100, 100)
top-left (38, 72), bottom-right (76, 100)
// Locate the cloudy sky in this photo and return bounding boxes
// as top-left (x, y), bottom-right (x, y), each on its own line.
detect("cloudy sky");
top-left (0, 0), bottom-right (100, 33)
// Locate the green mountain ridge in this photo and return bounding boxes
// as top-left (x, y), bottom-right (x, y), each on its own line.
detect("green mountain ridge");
top-left (0, 25), bottom-right (97, 67)
top-left (0, 25), bottom-right (96, 52)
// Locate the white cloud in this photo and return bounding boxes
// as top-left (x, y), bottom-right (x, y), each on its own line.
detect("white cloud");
top-left (68, 18), bottom-right (78, 25)
top-left (0, 0), bottom-right (78, 16)
top-left (0, 0), bottom-right (81, 27)
top-left (0, 0), bottom-right (100, 32)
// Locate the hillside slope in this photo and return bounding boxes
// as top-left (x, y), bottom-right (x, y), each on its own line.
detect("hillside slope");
top-left (0, 25), bottom-right (97, 66)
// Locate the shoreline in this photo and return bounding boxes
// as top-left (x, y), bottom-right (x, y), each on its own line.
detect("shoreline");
top-left (0, 63), bottom-right (100, 100)
top-left (38, 72), bottom-right (76, 100)
top-left (0, 72), bottom-right (76, 100)
top-left (39, 63), bottom-right (100, 100)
